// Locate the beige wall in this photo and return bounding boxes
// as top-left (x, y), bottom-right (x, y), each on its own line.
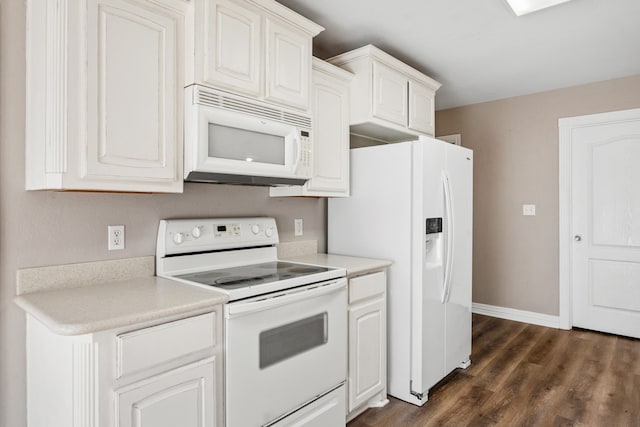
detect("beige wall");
top-left (0, 2), bottom-right (326, 425)
top-left (436, 75), bottom-right (640, 317)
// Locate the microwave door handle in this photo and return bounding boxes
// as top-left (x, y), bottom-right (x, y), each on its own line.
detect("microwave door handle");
top-left (291, 134), bottom-right (302, 172)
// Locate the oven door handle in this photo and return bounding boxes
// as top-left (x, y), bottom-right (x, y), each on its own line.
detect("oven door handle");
top-left (227, 279), bottom-right (347, 317)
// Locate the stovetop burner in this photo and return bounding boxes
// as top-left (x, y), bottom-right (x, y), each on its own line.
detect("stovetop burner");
top-left (175, 261), bottom-right (332, 291)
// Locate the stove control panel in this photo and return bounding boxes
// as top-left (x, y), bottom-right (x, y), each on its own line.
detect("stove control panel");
top-left (157, 217), bottom-right (279, 256)
top-left (214, 223), bottom-right (241, 238)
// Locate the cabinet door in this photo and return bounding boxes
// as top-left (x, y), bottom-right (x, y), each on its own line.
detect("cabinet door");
top-left (201, 0), bottom-right (261, 96)
top-left (116, 359), bottom-right (216, 427)
top-left (84, 0), bottom-right (183, 191)
top-left (348, 297), bottom-right (385, 411)
top-left (305, 69), bottom-right (350, 196)
top-left (372, 61), bottom-right (408, 127)
top-left (408, 80), bottom-right (435, 136)
top-left (265, 17), bottom-right (311, 110)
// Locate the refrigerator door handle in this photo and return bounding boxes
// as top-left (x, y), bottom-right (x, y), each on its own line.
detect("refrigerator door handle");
top-left (441, 171), bottom-right (454, 303)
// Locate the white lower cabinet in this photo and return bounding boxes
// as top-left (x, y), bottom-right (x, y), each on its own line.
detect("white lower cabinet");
top-left (349, 298), bottom-right (385, 409)
top-left (347, 270), bottom-right (388, 420)
top-left (25, 310), bottom-right (222, 427)
top-left (116, 359), bottom-right (215, 427)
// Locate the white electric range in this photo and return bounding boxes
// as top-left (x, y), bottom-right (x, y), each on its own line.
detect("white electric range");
top-left (156, 217), bottom-right (347, 427)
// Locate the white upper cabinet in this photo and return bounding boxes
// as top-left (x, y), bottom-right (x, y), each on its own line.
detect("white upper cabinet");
top-left (199, 0), bottom-right (262, 96)
top-left (372, 61), bottom-right (408, 127)
top-left (26, 0), bottom-right (186, 193)
top-left (191, 0), bottom-right (323, 111)
top-left (328, 45), bottom-right (441, 142)
top-left (264, 16), bottom-right (311, 109)
top-left (270, 59), bottom-right (353, 198)
top-left (408, 79), bottom-right (436, 136)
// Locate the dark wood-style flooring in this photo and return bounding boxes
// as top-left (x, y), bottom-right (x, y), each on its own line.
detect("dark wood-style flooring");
top-left (348, 314), bottom-right (640, 427)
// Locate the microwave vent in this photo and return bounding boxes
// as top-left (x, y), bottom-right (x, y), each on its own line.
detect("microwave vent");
top-left (195, 87), bottom-right (311, 129)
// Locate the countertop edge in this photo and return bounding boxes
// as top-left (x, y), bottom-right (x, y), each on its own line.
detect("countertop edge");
top-left (281, 253), bottom-right (392, 278)
top-left (14, 276), bottom-right (229, 336)
top-left (15, 294), bottom-right (228, 336)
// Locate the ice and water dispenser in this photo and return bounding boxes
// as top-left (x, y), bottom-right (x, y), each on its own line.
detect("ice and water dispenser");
top-left (424, 217), bottom-right (443, 266)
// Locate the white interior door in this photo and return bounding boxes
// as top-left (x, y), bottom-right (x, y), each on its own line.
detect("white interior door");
top-left (561, 109), bottom-right (640, 339)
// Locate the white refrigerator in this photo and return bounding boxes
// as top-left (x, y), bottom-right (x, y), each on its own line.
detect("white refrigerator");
top-left (328, 136), bottom-right (472, 406)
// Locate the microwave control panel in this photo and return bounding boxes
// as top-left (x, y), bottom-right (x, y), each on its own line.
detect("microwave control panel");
top-left (298, 130), bottom-right (312, 177)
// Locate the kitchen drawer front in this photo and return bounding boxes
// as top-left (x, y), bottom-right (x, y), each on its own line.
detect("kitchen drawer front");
top-left (349, 271), bottom-right (386, 304)
top-left (116, 312), bottom-right (216, 379)
top-left (269, 383), bottom-right (345, 427)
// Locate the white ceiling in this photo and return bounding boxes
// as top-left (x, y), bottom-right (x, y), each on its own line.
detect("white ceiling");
top-left (277, 0), bottom-right (640, 110)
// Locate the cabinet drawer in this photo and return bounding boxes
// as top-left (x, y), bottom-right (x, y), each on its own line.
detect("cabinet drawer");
top-left (349, 271), bottom-right (386, 304)
top-left (116, 312), bottom-right (215, 379)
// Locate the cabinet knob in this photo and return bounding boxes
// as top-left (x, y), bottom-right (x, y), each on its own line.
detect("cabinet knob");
top-left (574, 235), bottom-right (582, 242)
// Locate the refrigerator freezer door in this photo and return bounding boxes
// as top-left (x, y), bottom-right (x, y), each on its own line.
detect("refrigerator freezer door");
top-left (410, 139), bottom-right (446, 398)
top-left (328, 142), bottom-right (415, 402)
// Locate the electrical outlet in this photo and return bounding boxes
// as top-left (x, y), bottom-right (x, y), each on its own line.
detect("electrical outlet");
top-left (108, 225), bottom-right (125, 250)
top-left (294, 219), bottom-right (303, 236)
top-left (522, 204), bottom-right (536, 216)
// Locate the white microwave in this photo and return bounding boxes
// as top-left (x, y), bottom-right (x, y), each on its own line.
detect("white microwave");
top-left (184, 85), bottom-right (312, 186)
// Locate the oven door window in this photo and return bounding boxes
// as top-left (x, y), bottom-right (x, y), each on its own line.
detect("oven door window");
top-left (259, 312), bottom-right (328, 369)
top-left (208, 123), bottom-right (285, 165)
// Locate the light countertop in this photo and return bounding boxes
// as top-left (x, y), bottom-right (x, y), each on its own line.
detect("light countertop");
top-left (282, 253), bottom-right (392, 278)
top-left (15, 252), bottom-right (390, 336)
top-left (14, 276), bottom-right (228, 336)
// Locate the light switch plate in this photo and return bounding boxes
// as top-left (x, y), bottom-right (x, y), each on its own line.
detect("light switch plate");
top-left (522, 204), bottom-right (536, 216)
top-left (294, 219), bottom-right (303, 236)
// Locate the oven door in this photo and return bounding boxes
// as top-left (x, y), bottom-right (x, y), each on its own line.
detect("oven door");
top-left (224, 278), bottom-right (347, 427)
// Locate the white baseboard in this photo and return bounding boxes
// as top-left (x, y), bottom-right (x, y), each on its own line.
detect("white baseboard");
top-left (472, 303), bottom-right (561, 329)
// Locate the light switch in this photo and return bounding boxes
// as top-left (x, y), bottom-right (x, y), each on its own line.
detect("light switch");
top-left (522, 204), bottom-right (536, 216)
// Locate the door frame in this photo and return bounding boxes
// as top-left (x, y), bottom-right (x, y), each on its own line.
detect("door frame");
top-left (558, 107), bottom-right (640, 330)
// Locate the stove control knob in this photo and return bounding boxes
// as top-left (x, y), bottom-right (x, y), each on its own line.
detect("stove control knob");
top-left (265, 227), bottom-right (274, 238)
top-left (172, 232), bottom-right (185, 245)
top-left (251, 224), bottom-right (260, 235)
top-left (191, 226), bottom-right (202, 239)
